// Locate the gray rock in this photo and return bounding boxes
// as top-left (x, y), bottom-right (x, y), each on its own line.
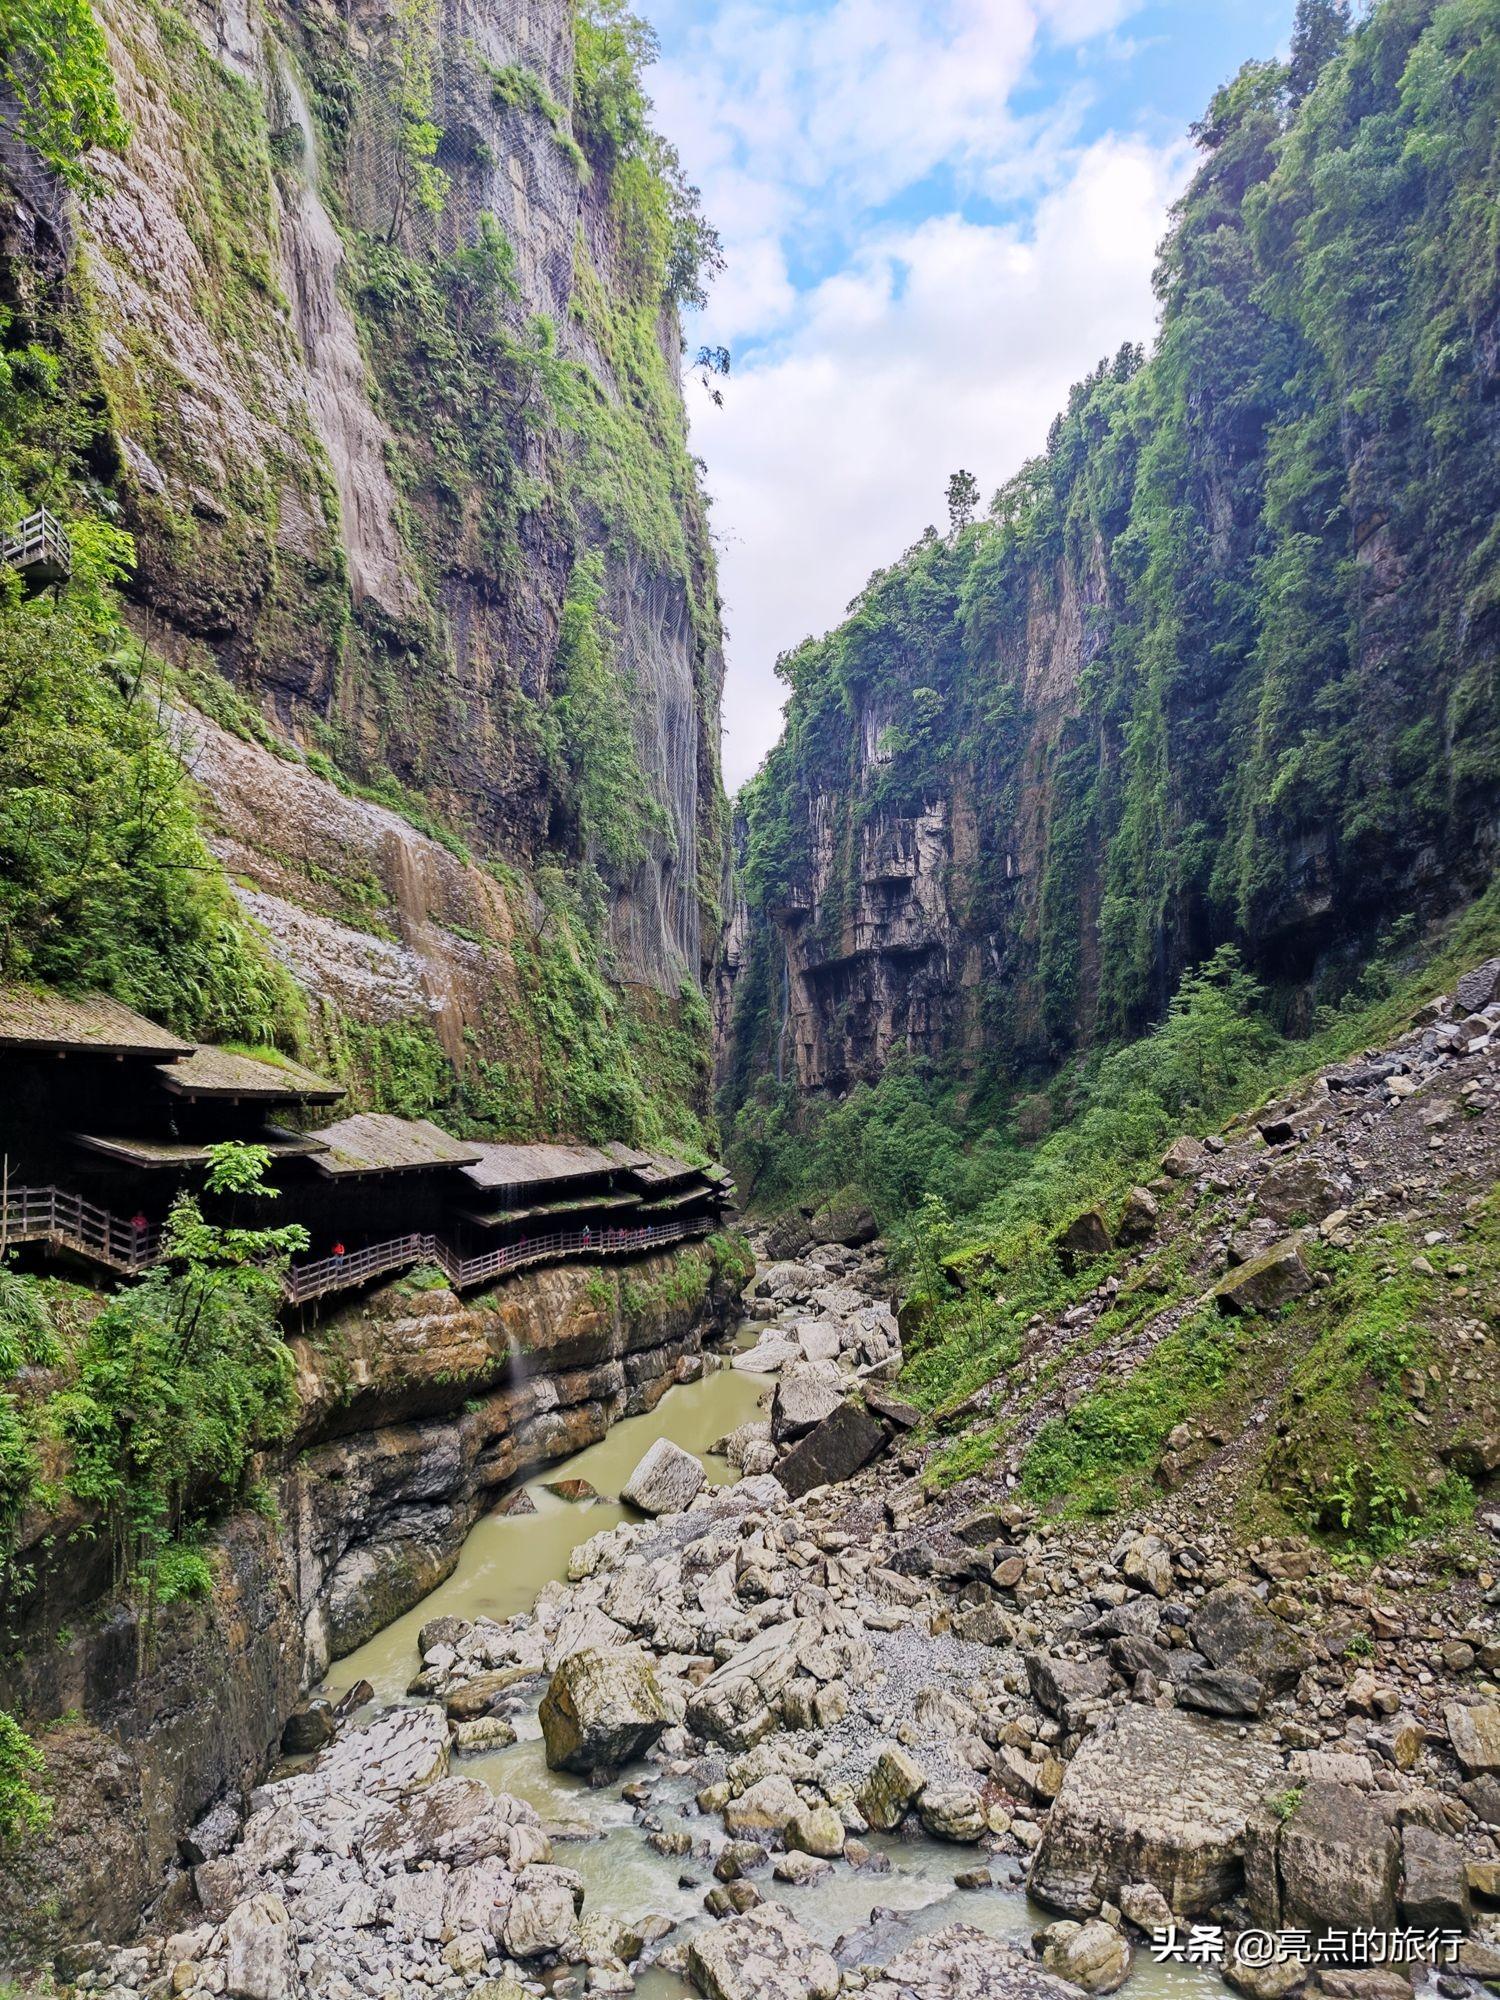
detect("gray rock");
top-left (1454, 957), bottom-right (1500, 1013)
top-left (1245, 1782), bottom-right (1399, 1932)
top-left (621, 1437), bottom-right (706, 1516)
top-left (1446, 1702), bottom-right (1500, 1777)
top-left (538, 1646), bottom-right (669, 1774)
top-left (1214, 1238), bottom-right (1312, 1315)
top-left (862, 1928), bottom-right (1086, 2000)
top-left (222, 1893), bottom-right (302, 2000)
top-left (1190, 1584), bottom-right (1311, 1692)
top-left (1116, 1187), bottom-right (1160, 1244)
top-left (770, 1360), bottom-right (845, 1441)
top-left (1175, 1666), bottom-right (1267, 1718)
top-left (687, 1621), bottom-right (810, 1750)
top-left (1039, 1918), bottom-right (1133, 1994)
top-left (1399, 1824), bottom-right (1471, 1934)
top-left (858, 1747), bottom-right (927, 1831)
top-left (1161, 1136), bottom-right (1206, 1178)
top-left (1029, 1705), bottom-right (1280, 1917)
top-left (776, 1402), bottom-right (888, 1499)
top-left (687, 1904), bottom-right (841, 2000)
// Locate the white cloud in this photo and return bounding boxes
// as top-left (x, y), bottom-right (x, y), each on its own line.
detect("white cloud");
top-left (695, 132), bottom-right (1190, 787)
top-left (638, 0), bottom-right (1180, 788)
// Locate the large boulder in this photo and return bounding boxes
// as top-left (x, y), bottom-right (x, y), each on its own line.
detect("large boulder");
top-left (1161, 1136), bottom-right (1206, 1178)
top-left (770, 1360), bottom-right (845, 1442)
top-left (1039, 1918), bottom-right (1133, 1995)
top-left (862, 1928), bottom-right (1085, 2000)
top-left (1025, 1652), bottom-right (1116, 1729)
top-left (1214, 1238), bottom-right (1311, 1316)
top-left (809, 1199), bottom-right (878, 1247)
top-left (1446, 1702), bottom-right (1500, 1777)
top-left (857, 1746), bottom-right (926, 1831)
top-left (1189, 1584), bottom-right (1311, 1693)
top-left (686, 1620), bottom-right (810, 1750)
top-left (222, 1893), bottom-right (302, 2000)
top-left (687, 1904), bottom-right (841, 2000)
top-left (1029, 1706), bottom-right (1279, 1917)
top-left (1400, 1824), bottom-right (1472, 1933)
top-left (538, 1647), bottom-right (669, 1774)
top-left (1056, 1210), bottom-right (1113, 1270)
top-left (620, 1438), bottom-right (705, 1516)
top-left (1244, 1782), bottom-right (1399, 1932)
top-left (1116, 1187), bottom-right (1160, 1245)
top-left (1256, 1157), bottom-right (1344, 1227)
top-left (1454, 957), bottom-right (1500, 1013)
top-left (776, 1401), bottom-right (888, 1499)
top-left (502, 1864), bottom-right (580, 1959)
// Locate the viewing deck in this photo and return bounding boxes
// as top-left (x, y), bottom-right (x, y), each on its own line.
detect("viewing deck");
top-left (0, 1184), bottom-right (713, 1304)
top-left (3, 508), bottom-right (72, 591)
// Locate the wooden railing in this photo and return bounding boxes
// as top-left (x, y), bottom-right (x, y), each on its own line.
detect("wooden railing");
top-left (3, 507), bottom-right (72, 580)
top-left (1, 1185), bottom-right (160, 1274)
top-left (1, 1186), bottom-right (711, 1306)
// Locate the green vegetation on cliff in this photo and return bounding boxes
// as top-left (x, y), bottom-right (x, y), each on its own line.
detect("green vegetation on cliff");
top-left (0, 0), bottom-right (725, 1148)
top-left (725, 0), bottom-right (1499, 1135)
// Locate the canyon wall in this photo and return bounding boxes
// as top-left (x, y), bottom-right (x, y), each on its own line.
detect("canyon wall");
top-left (720, 0), bottom-right (1500, 1110)
top-left (1, 0), bottom-right (724, 1134)
top-left (0, 1239), bottom-right (745, 1961)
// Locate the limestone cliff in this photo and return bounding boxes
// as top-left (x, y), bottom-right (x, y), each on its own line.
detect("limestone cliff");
top-left (720, 0), bottom-right (1500, 1111)
top-left (1, 0), bottom-right (724, 1137)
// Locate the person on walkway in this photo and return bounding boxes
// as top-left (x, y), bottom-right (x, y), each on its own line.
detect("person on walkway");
top-left (332, 1241), bottom-right (345, 1261)
top-left (130, 1212), bottom-right (149, 1261)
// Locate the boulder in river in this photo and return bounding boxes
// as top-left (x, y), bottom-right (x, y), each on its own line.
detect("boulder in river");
top-left (620, 1437), bottom-right (705, 1515)
top-left (687, 1903), bottom-right (841, 2000)
top-left (862, 1927), bottom-right (1084, 2000)
top-left (539, 1645), bottom-right (669, 1774)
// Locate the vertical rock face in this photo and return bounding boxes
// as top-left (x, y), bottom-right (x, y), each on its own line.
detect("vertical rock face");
top-left (720, 1), bottom-right (1500, 1108)
top-left (1, 0), bottom-right (724, 1105)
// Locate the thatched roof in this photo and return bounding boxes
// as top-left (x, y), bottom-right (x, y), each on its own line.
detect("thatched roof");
top-left (0, 986), bottom-right (193, 1059)
top-left (309, 1114), bottom-right (484, 1177)
top-left (159, 1046), bottom-right (345, 1105)
top-left (462, 1141), bottom-right (618, 1192)
top-left (73, 1129), bottom-right (330, 1169)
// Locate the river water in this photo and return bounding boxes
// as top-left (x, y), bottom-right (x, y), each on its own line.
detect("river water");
top-left (325, 1328), bottom-right (1220, 2000)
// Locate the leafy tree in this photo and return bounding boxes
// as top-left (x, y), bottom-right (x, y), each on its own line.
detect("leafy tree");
top-left (946, 469), bottom-right (980, 534)
top-left (0, 1711), bottom-right (48, 1847)
top-left (1288, 0), bottom-right (1352, 103)
top-left (0, 0), bottom-right (128, 190)
top-left (0, 566), bottom-right (296, 1041)
top-left (55, 1146), bottom-right (307, 1648)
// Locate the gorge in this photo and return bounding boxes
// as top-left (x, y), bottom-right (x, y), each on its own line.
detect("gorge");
top-left (1, 0), bottom-right (1499, 1997)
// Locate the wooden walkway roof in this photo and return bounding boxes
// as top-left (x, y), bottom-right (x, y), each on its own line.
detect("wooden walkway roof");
top-left (73, 1129), bottom-right (330, 1169)
top-left (461, 1140), bottom-right (618, 1192)
top-left (308, 1114), bottom-right (485, 1177)
top-left (0, 987), bottom-right (193, 1060)
top-left (158, 1046), bottom-right (344, 1105)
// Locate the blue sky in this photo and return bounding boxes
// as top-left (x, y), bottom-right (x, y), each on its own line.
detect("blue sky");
top-left (636, 0), bottom-right (1300, 786)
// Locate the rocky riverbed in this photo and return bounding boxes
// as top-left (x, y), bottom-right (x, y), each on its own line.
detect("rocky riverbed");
top-left (54, 964), bottom-right (1500, 2000)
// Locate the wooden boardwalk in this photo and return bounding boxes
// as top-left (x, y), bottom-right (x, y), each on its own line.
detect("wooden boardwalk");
top-left (0, 1185), bottom-right (711, 1306)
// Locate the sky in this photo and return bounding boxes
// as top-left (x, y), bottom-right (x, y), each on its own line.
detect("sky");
top-left (636, 0), bottom-right (1301, 789)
